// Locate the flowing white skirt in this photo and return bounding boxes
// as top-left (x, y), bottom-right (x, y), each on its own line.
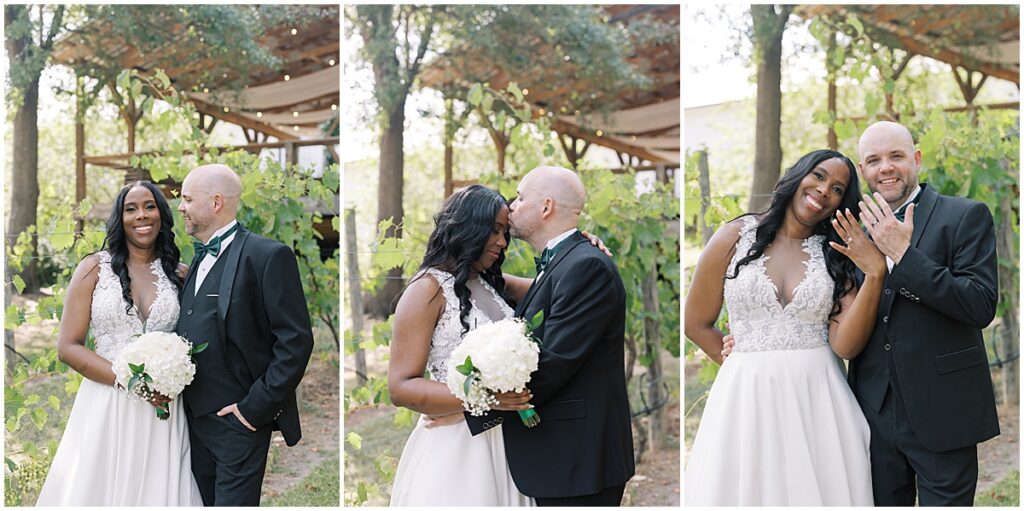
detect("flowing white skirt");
top-left (685, 345), bottom-right (873, 506)
top-left (35, 378), bottom-right (203, 506)
top-left (390, 414), bottom-right (534, 506)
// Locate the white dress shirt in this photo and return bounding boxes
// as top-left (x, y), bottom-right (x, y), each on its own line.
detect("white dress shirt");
top-left (537, 228), bottom-right (578, 280)
top-left (194, 220), bottom-right (238, 294)
top-left (886, 186), bottom-right (922, 272)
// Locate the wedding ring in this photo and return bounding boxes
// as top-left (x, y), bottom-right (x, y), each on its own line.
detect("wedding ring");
top-left (846, 237), bottom-right (853, 243)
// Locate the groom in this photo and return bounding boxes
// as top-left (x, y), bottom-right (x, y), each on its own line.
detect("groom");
top-left (850, 121), bottom-right (1000, 506)
top-left (176, 164), bottom-right (314, 506)
top-left (466, 166), bottom-right (635, 506)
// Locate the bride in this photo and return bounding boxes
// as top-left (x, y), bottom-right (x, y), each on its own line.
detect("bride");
top-left (684, 149), bottom-right (884, 505)
top-left (386, 184), bottom-right (606, 506)
top-left (36, 181), bottom-right (202, 506)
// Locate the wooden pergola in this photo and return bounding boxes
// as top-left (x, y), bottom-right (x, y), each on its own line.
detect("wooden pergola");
top-left (49, 5), bottom-right (339, 245)
top-left (418, 4), bottom-right (680, 195)
top-left (795, 5), bottom-right (1019, 147)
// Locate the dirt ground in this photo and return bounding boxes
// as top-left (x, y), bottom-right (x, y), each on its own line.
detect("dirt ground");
top-left (261, 351), bottom-right (340, 500)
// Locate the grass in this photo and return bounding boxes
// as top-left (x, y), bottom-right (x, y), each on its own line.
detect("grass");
top-left (264, 450), bottom-right (340, 507)
top-left (343, 408), bottom-right (411, 506)
top-left (976, 470), bottom-right (1019, 507)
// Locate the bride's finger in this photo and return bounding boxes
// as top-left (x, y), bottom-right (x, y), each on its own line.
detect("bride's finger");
top-left (829, 241), bottom-right (851, 258)
top-left (841, 209), bottom-right (862, 239)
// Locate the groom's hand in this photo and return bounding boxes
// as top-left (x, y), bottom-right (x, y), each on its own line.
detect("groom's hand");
top-left (492, 390), bottom-right (534, 411)
top-left (218, 403), bottom-right (257, 432)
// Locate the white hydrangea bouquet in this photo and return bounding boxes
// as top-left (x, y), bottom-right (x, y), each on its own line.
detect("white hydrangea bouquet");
top-left (446, 312), bottom-right (544, 427)
top-left (112, 331), bottom-right (207, 420)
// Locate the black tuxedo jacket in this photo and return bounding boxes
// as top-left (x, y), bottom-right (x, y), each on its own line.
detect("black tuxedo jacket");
top-left (849, 184), bottom-right (999, 452)
top-left (179, 224), bottom-right (314, 446)
top-left (466, 231), bottom-right (635, 498)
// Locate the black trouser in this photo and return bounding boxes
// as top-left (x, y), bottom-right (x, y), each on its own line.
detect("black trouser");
top-left (864, 385), bottom-right (978, 506)
top-left (536, 484), bottom-right (626, 507)
top-left (187, 409), bottom-right (273, 507)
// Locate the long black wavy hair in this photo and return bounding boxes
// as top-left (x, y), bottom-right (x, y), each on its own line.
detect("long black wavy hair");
top-left (100, 181), bottom-right (184, 316)
top-left (414, 184), bottom-right (513, 335)
top-left (728, 149), bottom-right (861, 318)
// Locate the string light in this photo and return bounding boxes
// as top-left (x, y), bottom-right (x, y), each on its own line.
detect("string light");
top-left (256, 112), bottom-right (263, 118)
top-left (284, 75), bottom-right (291, 81)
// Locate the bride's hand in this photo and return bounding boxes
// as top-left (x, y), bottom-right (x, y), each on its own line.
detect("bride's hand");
top-left (492, 390), bottom-right (533, 411)
top-left (830, 208), bottom-right (886, 278)
top-left (581, 230), bottom-right (613, 257)
top-left (721, 334), bottom-right (735, 361)
top-left (148, 392), bottom-right (172, 407)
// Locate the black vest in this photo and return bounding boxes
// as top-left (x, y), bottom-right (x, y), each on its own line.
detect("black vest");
top-left (179, 244), bottom-right (248, 417)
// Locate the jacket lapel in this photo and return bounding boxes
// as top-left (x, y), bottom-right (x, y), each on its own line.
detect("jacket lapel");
top-left (516, 231), bottom-right (587, 316)
top-left (909, 184), bottom-right (937, 249)
top-left (216, 225), bottom-right (249, 345)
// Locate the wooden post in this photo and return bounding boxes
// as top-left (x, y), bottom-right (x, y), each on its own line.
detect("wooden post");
top-left (697, 150), bottom-right (713, 245)
top-left (444, 96), bottom-right (454, 198)
top-left (997, 190), bottom-right (1019, 405)
top-left (75, 73), bottom-right (86, 235)
top-left (345, 208), bottom-right (368, 386)
top-left (642, 259), bottom-right (665, 450)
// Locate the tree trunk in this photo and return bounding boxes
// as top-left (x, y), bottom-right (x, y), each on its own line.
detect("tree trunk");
top-left (748, 5), bottom-right (790, 213)
top-left (366, 98), bottom-right (407, 317)
top-left (8, 76), bottom-right (41, 293)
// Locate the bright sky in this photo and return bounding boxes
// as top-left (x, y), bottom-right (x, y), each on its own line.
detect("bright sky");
top-left (683, 6), bottom-right (824, 109)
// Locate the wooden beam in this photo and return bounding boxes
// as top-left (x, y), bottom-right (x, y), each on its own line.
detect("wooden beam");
top-left (839, 101), bottom-right (1018, 122)
top-left (191, 98), bottom-right (298, 140)
top-left (552, 120), bottom-right (666, 164)
top-left (83, 137), bottom-right (340, 168)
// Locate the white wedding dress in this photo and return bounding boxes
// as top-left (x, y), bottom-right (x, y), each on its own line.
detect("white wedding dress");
top-left (685, 216), bottom-right (873, 506)
top-left (36, 251), bottom-right (203, 506)
top-left (389, 268), bottom-right (534, 506)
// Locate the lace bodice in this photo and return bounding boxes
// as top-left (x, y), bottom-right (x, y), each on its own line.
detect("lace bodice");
top-left (420, 268), bottom-right (515, 383)
top-left (724, 216), bottom-right (833, 352)
top-left (90, 251), bottom-right (180, 361)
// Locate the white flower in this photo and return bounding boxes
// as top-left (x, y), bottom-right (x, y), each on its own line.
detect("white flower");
top-left (446, 318), bottom-right (539, 416)
top-left (111, 331), bottom-right (198, 401)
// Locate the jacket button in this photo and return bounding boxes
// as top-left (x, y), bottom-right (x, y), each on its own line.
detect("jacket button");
top-left (187, 309), bottom-right (193, 315)
top-left (883, 316), bottom-right (888, 323)
top-left (885, 288), bottom-right (892, 296)
top-left (884, 343), bottom-right (891, 351)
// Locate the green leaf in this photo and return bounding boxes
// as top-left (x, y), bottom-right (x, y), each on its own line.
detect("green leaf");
top-left (527, 309), bottom-right (545, 331)
top-left (346, 431), bottom-right (363, 450)
top-left (847, 15), bottom-right (864, 37)
top-left (467, 83), bottom-right (483, 107)
top-left (12, 275), bottom-right (25, 294)
top-left (31, 408), bottom-right (47, 430)
top-left (154, 68), bottom-right (171, 89)
top-left (462, 374), bottom-right (475, 397)
top-left (190, 342), bottom-right (209, 355)
top-left (48, 395), bottom-right (60, 411)
top-left (543, 143), bottom-right (555, 157)
top-left (508, 82), bottom-right (524, 103)
top-left (129, 362), bottom-right (146, 374)
top-left (455, 356), bottom-right (475, 376)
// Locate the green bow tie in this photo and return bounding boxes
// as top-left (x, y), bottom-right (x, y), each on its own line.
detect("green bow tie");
top-left (534, 248), bottom-right (554, 274)
top-left (192, 223), bottom-right (239, 264)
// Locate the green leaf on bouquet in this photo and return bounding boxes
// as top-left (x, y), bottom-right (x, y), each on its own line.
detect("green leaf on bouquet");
top-left (190, 342), bottom-right (209, 356)
top-left (143, 373), bottom-right (153, 383)
top-left (346, 432), bottom-right (363, 450)
top-left (455, 356), bottom-right (475, 377)
top-left (462, 374), bottom-right (478, 398)
top-left (128, 374), bottom-right (140, 392)
top-left (129, 362), bottom-right (146, 374)
top-left (527, 309), bottom-right (544, 331)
